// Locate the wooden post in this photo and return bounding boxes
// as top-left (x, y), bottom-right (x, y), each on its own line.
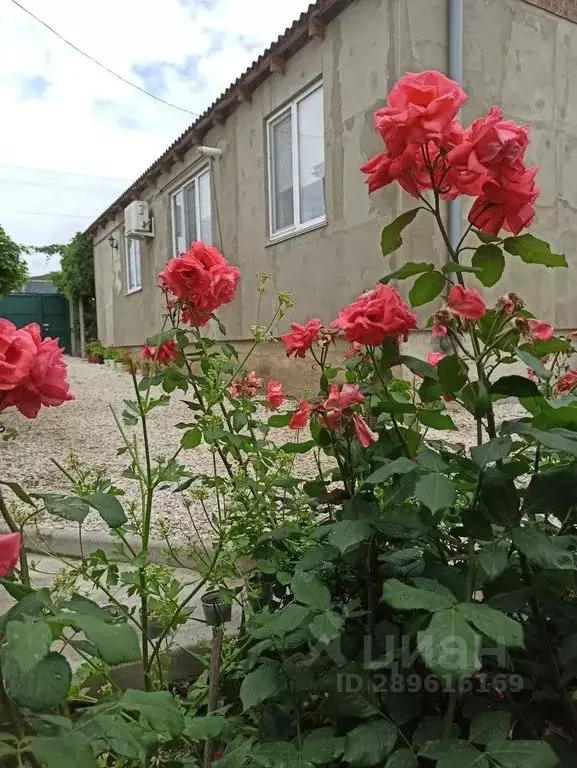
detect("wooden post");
top-left (78, 296), bottom-right (86, 358)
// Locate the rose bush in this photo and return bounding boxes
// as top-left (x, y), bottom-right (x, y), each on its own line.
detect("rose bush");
top-left (1, 69), bottom-right (576, 768)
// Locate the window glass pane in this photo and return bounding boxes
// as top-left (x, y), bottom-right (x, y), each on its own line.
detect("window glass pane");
top-left (172, 190), bottom-right (186, 256)
top-left (198, 171), bottom-right (212, 244)
top-left (133, 240), bottom-right (142, 288)
top-left (126, 238), bottom-right (134, 290)
top-left (184, 181), bottom-right (197, 247)
top-left (298, 87), bottom-right (325, 223)
top-left (271, 112), bottom-right (294, 232)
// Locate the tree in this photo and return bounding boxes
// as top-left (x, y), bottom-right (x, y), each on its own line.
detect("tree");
top-left (0, 226), bottom-right (28, 297)
top-left (51, 233), bottom-right (94, 300)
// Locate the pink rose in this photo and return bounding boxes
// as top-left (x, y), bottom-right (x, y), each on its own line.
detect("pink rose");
top-left (333, 285), bottom-right (417, 346)
top-left (0, 532), bottom-right (21, 577)
top-left (468, 167), bottom-right (539, 236)
top-left (281, 319), bottom-right (322, 359)
top-left (321, 383), bottom-right (365, 432)
top-left (344, 342), bottom-right (364, 359)
top-left (352, 414), bottom-right (379, 448)
top-left (210, 264), bottom-right (241, 305)
top-left (289, 399), bottom-right (311, 430)
top-left (0, 319), bottom-right (37, 391)
top-left (141, 344), bottom-right (155, 360)
top-left (427, 351), bottom-right (446, 366)
top-left (1, 334), bottom-right (74, 419)
top-left (527, 319), bottom-right (554, 342)
top-left (447, 285), bottom-right (486, 321)
top-left (265, 380), bottom-right (285, 410)
top-left (555, 369), bottom-right (577, 394)
top-left (374, 70), bottom-right (467, 155)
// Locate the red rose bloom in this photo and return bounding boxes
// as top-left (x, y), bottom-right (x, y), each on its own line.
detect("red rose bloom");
top-left (334, 285), bottom-right (417, 346)
top-left (527, 319), bottom-right (554, 342)
top-left (447, 285), bottom-right (486, 321)
top-left (289, 399), bottom-right (311, 430)
top-left (0, 532), bottom-right (21, 577)
top-left (0, 329), bottom-right (74, 419)
top-left (352, 414), bottom-right (379, 448)
top-left (266, 380), bottom-right (285, 410)
top-left (141, 344), bottom-right (155, 360)
top-left (374, 70), bottom-right (467, 154)
top-left (555, 369), bottom-right (577, 394)
top-left (321, 383), bottom-right (365, 432)
top-left (427, 351), bottom-right (446, 366)
top-left (0, 319), bottom-right (37, 391)
top-left (156, 340), bottom-right (178, 366)
top-left (281, 319), bottom-right (322, 358)
top-left (159, 242), bottom-right (240, 327)
top-left (468, 167), bottom-right (539, 236)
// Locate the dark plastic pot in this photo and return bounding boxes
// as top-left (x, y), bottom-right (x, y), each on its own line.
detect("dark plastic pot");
top-left (201, 590), bottom-right (231, 626)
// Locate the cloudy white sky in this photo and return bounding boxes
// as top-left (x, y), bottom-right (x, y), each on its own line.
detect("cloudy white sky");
top-left (0, 0), bottom-right (310, 274)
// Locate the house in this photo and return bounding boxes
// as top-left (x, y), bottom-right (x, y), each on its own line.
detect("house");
top-left (87, 0), bottom-right (577, 391)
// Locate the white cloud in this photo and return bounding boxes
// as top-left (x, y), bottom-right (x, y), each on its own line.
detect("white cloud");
top-left (0, 0), bottom-right (310, 270)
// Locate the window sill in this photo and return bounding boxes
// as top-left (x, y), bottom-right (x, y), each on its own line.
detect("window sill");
top-left (125, 287), bottom-right (142, 296)
top-left (266, 218), bottom-right (327, 247)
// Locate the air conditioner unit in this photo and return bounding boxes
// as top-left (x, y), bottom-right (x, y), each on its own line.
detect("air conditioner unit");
top-left (125, 200), bottom-right (154, 239)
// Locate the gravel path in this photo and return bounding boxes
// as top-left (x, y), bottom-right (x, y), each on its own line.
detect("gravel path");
top-left (0, 358), bottom-right (525, 541)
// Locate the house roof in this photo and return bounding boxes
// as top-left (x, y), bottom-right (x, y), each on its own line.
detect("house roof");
top-left (85, 0), bottom-right (354, 238)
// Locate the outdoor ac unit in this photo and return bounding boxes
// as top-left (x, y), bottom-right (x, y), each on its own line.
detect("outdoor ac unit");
top-left (125, 200), bottom-right (154, 239)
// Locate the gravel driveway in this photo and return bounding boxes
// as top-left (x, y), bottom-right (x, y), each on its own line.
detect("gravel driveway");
top-left (0, 358), bottom-right (525, 542)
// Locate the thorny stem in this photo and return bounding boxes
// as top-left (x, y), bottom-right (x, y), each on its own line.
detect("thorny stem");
top-left (368, 348), bottom-right (410, 458)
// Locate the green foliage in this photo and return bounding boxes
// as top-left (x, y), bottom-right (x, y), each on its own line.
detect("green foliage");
top-left (0, 224), bottom-right (28, 296)
top-left (52, 232), bottom-right (94, 299)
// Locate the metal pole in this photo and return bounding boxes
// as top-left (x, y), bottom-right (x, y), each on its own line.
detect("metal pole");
top-left (78, 296), bottom-right (86, 358)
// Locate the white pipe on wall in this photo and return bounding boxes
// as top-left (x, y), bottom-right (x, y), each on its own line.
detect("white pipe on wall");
top-left (448, 0), bottom-right (463, 265)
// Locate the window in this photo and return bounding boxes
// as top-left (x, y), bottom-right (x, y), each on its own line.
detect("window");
top-left (125, 236), bottom-right (142, 293)
top-left (171, 169), bottom-right (212, 256)
top-left (267, 83), bottom-right (325, 238)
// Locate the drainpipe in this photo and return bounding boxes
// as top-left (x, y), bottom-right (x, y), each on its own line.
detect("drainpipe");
top-left (448, 0), bottom-right (463, 270)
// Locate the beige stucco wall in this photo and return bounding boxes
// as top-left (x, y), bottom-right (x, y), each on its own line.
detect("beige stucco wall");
top-left (93, 0), bottom-right (577, 390)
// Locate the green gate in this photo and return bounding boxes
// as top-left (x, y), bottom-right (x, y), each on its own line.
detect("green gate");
top-left (0, 293), bottom-right (72, 354)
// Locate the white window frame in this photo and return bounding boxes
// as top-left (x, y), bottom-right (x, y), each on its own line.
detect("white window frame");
top-left (266, 81), bottom-right (326, 240)
top-left (171, 167), bottom-right (212, 257)
top-left (125, 236), bottom-right (142, 294)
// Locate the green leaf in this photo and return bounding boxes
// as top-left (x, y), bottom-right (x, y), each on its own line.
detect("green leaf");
top-left (437, 354), bottom-right (468, 394)
top-left (485, 739), bottom-right (559, 768)
top-left (301, 729), bottom-right (345, 764)
top-left (523, 463), bottom-right (577, 516)
top-left (120, 690), bottom-right (184, 738)
top-left (185, 715), bottom-right (227, 740)
top-left (380, 547), bottom-right (424, 578)
top-left (38, 493), bottom-right (90, 523)
top-left (520, 337), bottom-right (571, 357)
top-left (401, 355), bottom-right (439, 380)
top-left (457, 603), bottom-right (524, 648)
top-left (478, 542), bottom-right (509, 581)
top-left (291, 570), bottom-right (330, 611)
top-left (442, 262), bottom-right (480, 275)
top-left (503, 234), bottom-right (567, 268)
top-left (365, 457), bottom-right (416, 484)
top-left (381, 261), bottom-right (435, 284)
top-left (385, 749), bottom-right (418, 768)
top-left (409, 270), bottom-right (446, 307)
top-left (382, 578), bottom-right (456, 611)
top-left (310, 611), bottom-right (344, 644)
top-left (417, 609), bottom-right (479, 680)
top-left (514, 347), bottom-right (552, 379)
top-left (0, 481), bottom-right (36, 506)
top-left (3, 652), bottom-right (71, 710)
top-left (479, 468), bottom-right (520, 526)
top-left (94, 714), bottom-right (148, 761)
top-left (415, 474), bottom-right (456, 513)
top-left (461, 380), bottom-right (491, 418)
top-left (470, 436), bottom-right (512, 468)
top-left (502, 421), bottom-right (577, 457)
top-left (328, 519), bottom-right (372, 554)
top-left (381, 208), bottom-right (420, 256)
top-left (416, 447), bottom-right (448, 472)
top-left (279, 440), bottom-right (316, 454)
top-left (419, 741), bottom-right (489, 767)
top-left (472, 244), bottom-right (505, 287)
top-left (147, 329), bottom-right (176, 346)
top-left (469, 711), bottom-right (512, 745)
top-left (474, 230), bottom-right (502, 244)
top-left (240, 662), bottom-right (283, 711)
top-left (513, 526), bottom-right (576, 570)
top-left (5, 617), bottom-right (52, 673)
top-left (71, 615), bottom-right (141, 665)
top-left (491, 376), bottom-right (540, 398)
top-left (30, 734), bottom-right (98, 768)
top-left (267, 413), bottom-right (290, 428)
top-left (417, 409), bottom-right (456, 430)
top-left (343, 719), bottom-right (397, 766)
top-left (252, 604), bottom-right (311, 639)
top-left (181, 428), bottom-right (202, 449)
top-left (84, 493), bottom-right (127, 528)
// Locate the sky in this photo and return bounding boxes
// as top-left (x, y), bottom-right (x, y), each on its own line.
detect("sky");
top-left (0, 0), bottom-right (311, 275)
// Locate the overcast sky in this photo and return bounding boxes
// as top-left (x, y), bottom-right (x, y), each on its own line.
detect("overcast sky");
top-left (0, 0), bottom-right (310, 274)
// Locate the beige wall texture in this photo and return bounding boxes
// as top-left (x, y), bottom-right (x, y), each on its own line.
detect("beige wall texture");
top-left (93, 0), bottom-right (577, 391)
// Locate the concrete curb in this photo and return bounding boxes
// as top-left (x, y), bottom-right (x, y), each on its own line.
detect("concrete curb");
top-left (0, 524), bottom-right (199, 567)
